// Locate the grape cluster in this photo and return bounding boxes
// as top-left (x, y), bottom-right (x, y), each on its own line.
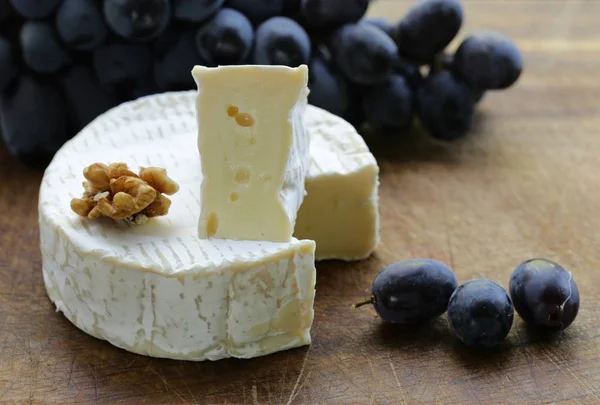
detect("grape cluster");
top-left (355, 258), bottom-right (579, 349)
top-left (0, 0), bottom-right (522, 167)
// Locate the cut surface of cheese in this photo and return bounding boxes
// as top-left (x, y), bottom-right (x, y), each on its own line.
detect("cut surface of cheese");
top-left (192, 65), bottom-right (310, 242)
top-left (40, 92), bottom-right (316, 361)
top-left (295, 107), bottom-right (380, 260)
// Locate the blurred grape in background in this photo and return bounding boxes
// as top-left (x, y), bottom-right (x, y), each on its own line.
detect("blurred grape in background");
top-left (0, 0), bottom-right (522, 168)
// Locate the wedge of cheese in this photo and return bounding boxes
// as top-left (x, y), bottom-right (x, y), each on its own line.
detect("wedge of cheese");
top-left (192, 65), bottom-right (310, 243)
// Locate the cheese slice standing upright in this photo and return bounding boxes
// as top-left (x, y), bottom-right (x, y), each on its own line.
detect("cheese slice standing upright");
top-left (192, 65), bottom-right (310, 242)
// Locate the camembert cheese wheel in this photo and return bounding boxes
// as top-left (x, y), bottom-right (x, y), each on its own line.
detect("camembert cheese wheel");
top-left (39, 91), bottom-right (379, 361)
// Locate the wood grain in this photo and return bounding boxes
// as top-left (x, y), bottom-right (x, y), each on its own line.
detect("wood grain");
top-left (3, 1), bottom-right (600, 403)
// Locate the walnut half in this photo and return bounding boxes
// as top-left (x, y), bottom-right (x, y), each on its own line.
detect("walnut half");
top-left (70, 162), bottom-right (179, 223)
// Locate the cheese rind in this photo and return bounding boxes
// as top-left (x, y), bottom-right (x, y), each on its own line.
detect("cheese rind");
top-left (192, 65), bottom-right (310, 242)
top-left (39, 91), bottom-right (316, 361)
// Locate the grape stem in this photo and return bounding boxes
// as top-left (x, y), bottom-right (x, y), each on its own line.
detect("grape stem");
top-left (352, 296), bottom-right (374, 309)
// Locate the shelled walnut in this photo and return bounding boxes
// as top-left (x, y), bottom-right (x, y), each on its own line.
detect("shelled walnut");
top-left (71, 162), bottom-right (179, 223)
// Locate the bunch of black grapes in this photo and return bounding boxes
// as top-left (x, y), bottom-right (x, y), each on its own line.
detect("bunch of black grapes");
top-left (0, 0), bottom-right (522, 168)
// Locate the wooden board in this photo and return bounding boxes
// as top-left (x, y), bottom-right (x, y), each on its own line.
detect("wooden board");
top-left (3, 1), bottom-right (600, 403)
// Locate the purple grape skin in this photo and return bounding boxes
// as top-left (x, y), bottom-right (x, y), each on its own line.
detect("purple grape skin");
top-left (225, 0), bottom-right (284, 24)
top-left (20, 21), bottom-right (71, 74)
top-left (0, 36), bottom-right (17, 91)
top-left (394, 0), bottom-right (463, 64)
top-left (9, 0), bottom-right (61, 19)
top-left (55, 0), bottom-right (109, 51)
top-left (448, 279), bottom-right (514, 349)
top-left (370, 259), bottom-right (458, 324)
top-left (173, 0), bottom-right (224, 22)
top-left (103, 0), bottom-right (171, 42)
top-left (509, 259), bottom-right (580, 330)
top-left (362, 74), bottom-right (414, 132)
top-left (253, 16), bottom-right (310, 67)
top-left (300, 0), bottom-right (369, 28)
top-left (195, 8), bottom-right (254, 66)
top-left (453, 31), bottom-right (523, 90)
top-left (155, 28), bottom-right (207, 91)
top-left (60, 65), bottom-right (118, 133)
top-left (307, 54), bottom-right (349, 116)
top-left (0, 75), bottom-right (68, 168)
top-left (331, 22), bottom-right (397, 85)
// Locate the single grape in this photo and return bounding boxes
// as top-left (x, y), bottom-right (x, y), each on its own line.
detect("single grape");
top-left (0, 75), bottom-right (68, 168)
top-left (195, 8), bottom-right (253, 66)
top-left (20, 21), bottom-right (71, 74)
top-left (416, 71), bottom-right (474, 141)
top-left (9, 0), bottom-right (61, 19)
top-left (60, 65), bottom-right (118, 133)
top-left (93, 42), bottom-right (152, 100)
top-left (0, 37), bottom-right (17, 92)
top-left (104, 0), bottom-right (171, 42)
top-left (354, 259), bottom-right (458, 324)
top-left (448, 279), bottom-right (514, 349)
top-left (155, 29), bottom-right (207, 91)
top-left (56, 0), bottom-right (109, 51)
top-left (363, 17), bottom-right (394, 37)
top-left (509, 259), bottom-right (580, 330)
top-left (0, 0), bottom-right (12, 21)
top-left (254, 16), bottom-right (310, 67)
top-left (331, 22), bottom-right (397, 85)
top-left (173, 0), bottom-right (224, 22)
top-left (394, 0), bottom-right (463, 64)
top-left (362, 74), bottom-right (414, 132)
top-left (453, 31), bottom-right (523, 90)
top-left (225, 0), bottom-right (284, 24)
top-left (307, 55), bottom-right (349, 116)
top-left (300, 0), bottom-right (369, 28)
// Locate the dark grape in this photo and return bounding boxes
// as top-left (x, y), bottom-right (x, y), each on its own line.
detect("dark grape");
top-left (331, 22), bottom-right (397, 85)
top-left (416, 71), bottom-right (474, 141)
top-left (195, 8), bottom-right (253, 66)
top-left (20, 21), bottom-right (71, 74)
top-left (173, 0), bottom-right (224, 22)
top-left (394, 0), bottom-right (463, 64)
top-left (55, 0), bottom-right (109, 51)
top-left (354, 259), bottom-right (458, 324)
top-left (453, 31), bottom-right (523, 90)
top-left (9, 0), bottom-right (61, 19)
top-left (341, 84), bottom-right (364, 129)
top-left (363, 17), bottom-right (394, 37)
top-left (254, 16), bottom-right (310, 67)
top-left (362, 74), bottom-right (413, 131)
top-left (103, 0), bottom-right (171, 42)
top-left (282, 0), bottom-right (301, 17)
top-left (307, 55), bottom-right (348, 116)
top-left (509, 259), bottom-right (580, 330)
top-left (226, 0), bottom-right (284, 24)
top-left (392, 57), bottom-right (422, 90)
top-left (0, 0), bottom-right (12, 21)
top-left (300, 0), bottom-right (369, 28)
top-left (93, 43), bottom-right (152, 100)
top-left (60, 65), bottom-right (118, 133)
top-left (155, 29), bottom-right (207, 91)
top-left (0, 37), bottom-right (17, 92)
top-left (448, 279), bottom-right (514, 349)
top-left (0, 75), bottom-right (67, 168)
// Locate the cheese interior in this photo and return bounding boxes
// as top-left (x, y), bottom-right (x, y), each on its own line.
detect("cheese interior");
top-left (192, 65), bottom-right (310, 242)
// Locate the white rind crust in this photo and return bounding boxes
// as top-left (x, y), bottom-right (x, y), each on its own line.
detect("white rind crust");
top-left (39, 92), bottom-right (316, 361)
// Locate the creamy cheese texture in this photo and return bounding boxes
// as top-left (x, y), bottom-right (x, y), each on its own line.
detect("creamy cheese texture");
top-left (40, 92), bottom-right (316, 361)
top-left (192, 65), bottom-right (310, 242)
top-left (295, 107), bottom-right (380, 260)
top-left (39, 91), bottom-right (379, 360)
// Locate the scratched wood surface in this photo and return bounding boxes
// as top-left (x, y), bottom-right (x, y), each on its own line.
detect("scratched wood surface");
top-left (3, 1), bottom-right (600, 404)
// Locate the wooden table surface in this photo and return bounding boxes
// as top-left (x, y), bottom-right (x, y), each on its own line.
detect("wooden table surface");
top-left (3, 1), bottom-right (600, 404)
